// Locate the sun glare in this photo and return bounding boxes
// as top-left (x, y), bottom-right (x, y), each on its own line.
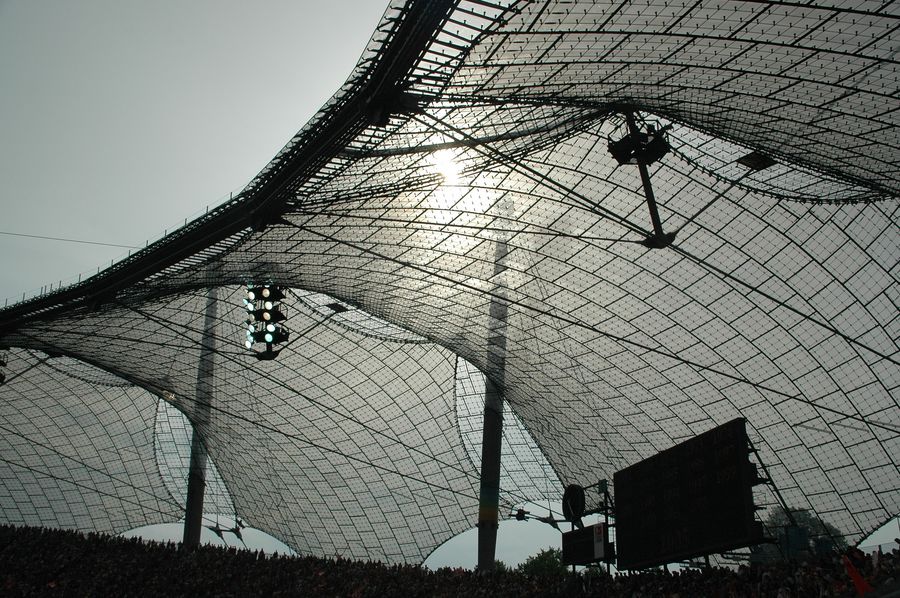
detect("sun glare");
top-left (430, 149), bottom-right (460, 185)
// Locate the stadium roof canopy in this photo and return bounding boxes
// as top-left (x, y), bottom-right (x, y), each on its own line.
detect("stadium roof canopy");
top-left (0, 0), bottom-right (897, 564)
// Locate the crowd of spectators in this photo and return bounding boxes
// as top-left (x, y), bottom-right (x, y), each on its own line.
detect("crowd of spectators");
top-left (1, 524), bottom-right (897, 597)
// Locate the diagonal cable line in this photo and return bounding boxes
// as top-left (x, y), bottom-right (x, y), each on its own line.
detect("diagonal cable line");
top-left (0, 230), bottom-right (140, 249)
top-left (291, 207), bottom-right (641, 244)
top-left (20, 321), bottom-right (488, 508)
top-left (0, 422), bottom-right (183, 511)
top-left (670, 244), bottom-right (899, 367)
top-left (0, 352), bottom-right (51, 386)
top-left (295, 224), bottom-right (900, 436)
top-left (358, 109), bottom-right (895, 368)
top-left (0, 456), bottom-right (184, 519)
top-left (412, 112), bottom-right (651, 238)
top-left (670, 171), bottom-right (751, 236)
top-left (110, 299), bottom-right (563, 515)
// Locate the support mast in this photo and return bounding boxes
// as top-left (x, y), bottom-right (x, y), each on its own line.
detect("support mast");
top-left (477, 241), bottom-right (509, 570)
top-left (182, 290), bottom-right (217, 547)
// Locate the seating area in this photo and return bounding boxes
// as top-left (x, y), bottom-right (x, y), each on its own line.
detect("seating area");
top-left (2, 525), bottom-right (897, 597)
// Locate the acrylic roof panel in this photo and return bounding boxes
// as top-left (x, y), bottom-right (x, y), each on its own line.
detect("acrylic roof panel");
top-left (454, 0), bottom-right (899, 197)
top-left (0, 0), bottom-right (897, 563)
top-left (0, 349), bottom-right (182, 533)
top-left (1, 291), bottom-right (497, 562)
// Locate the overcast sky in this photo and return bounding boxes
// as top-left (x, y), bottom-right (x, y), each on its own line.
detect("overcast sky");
top-left (0, 0), bottom-right (386, 304)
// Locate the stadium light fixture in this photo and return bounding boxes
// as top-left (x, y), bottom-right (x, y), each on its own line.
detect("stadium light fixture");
top-left (242, 285), bottom-right (289, 360)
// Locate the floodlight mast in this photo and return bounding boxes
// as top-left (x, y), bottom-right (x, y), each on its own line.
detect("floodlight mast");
top-left (183, 290), bottom-right (217, 547)
top-left (477, 240), bottom-right (509, 572)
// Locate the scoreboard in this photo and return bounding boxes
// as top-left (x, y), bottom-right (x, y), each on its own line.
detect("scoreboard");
top-left (614, 418), bottom-right (764, 569)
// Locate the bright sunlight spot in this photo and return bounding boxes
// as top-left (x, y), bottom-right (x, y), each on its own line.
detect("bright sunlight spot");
top-left (430, 149), bottom-right (460, 185)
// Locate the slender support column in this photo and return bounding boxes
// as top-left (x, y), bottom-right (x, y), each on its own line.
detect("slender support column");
top-left (477, 241), bottom-right (509, 571)
top-left (182, 431), bottom-right (208, 547)
top-left (183, 290), bottom-right (217, 547)
top-left (477, 376), bottom-right (504, 569)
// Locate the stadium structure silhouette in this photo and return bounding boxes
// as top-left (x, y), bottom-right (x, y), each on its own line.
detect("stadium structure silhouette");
top-left (0, 0), bottom-right (897, 572)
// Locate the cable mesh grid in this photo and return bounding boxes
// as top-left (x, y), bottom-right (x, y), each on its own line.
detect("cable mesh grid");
top-left (0, 0), bottom-right (897, 562)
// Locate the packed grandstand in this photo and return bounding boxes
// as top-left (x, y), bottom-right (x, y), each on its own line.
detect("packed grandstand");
top-left (0, 0), bottom-right (897, 589)
top-left (1, 525), bottom-right (899, 597)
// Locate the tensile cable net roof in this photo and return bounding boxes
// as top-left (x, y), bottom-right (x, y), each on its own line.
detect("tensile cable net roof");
top-left (0, 0), bottom-right (897, 564)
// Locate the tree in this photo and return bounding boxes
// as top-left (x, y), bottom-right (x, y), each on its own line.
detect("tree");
top-left (516, 547), bottom-right (568, 577)
top-left (750, 507), bottom-right (847, 562)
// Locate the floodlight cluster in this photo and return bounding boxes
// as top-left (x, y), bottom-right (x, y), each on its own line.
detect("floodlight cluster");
top-left (243, 285), bottom-right (289, 360)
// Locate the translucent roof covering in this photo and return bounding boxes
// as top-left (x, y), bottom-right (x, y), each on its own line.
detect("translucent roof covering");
top-left (0, 0), bottom-right (897, 563)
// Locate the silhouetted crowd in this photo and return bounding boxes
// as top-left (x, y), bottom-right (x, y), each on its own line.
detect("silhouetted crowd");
top-left (1, 524), bottom-right (897, 597)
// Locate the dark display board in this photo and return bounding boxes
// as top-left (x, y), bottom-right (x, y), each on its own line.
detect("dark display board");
top-left (614, 418), bottom-right (764, 569)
